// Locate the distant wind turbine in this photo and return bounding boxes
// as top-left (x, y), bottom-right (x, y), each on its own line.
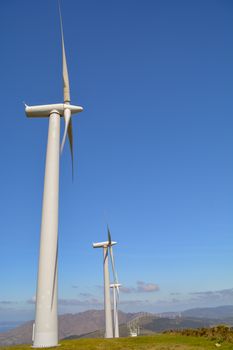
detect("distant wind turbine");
top-left (108, 227), bottom-right (121, 338)
top-left (93, 226), bottom-right (117, 338)
top-left (108, 226), bottom-right (121, 338)
top-left (110, 282), bottom-right (122, 338)
top-left (25, 2), bottom-right (83, 348)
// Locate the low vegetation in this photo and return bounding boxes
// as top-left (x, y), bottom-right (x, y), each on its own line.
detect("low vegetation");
top-left (164, 325), bottom-right (233, 343)
top-left (0, 332), bottom-right (233, 350)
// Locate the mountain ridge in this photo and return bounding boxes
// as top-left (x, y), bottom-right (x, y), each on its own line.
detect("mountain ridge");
top-left (0, 305), bottom-right (232, 346)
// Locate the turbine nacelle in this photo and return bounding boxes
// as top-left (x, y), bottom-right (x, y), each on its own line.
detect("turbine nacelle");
top-left (25, 103), bottom-right (83, 118)
top-left (110, 283), bottom-right (122, 288)
top-left (93, 241), bottom-right (117, 248)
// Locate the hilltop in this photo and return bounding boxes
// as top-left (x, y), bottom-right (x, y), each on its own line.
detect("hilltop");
top-left (0, 310), bottom-right (136, 346)
top-left (0, 333), bottom-right (233, 350)
top-left (0, 306), bottom-right (232, 346)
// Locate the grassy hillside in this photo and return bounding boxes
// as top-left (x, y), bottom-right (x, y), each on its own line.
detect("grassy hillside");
top-left (165, 325), bottom-right (233, 343)
top-left (0, 334), bottom-right (232, 350)
top-left (63, 316), bottom-right (233, 340)
top-left (1, 308), bottom-right (233, 346)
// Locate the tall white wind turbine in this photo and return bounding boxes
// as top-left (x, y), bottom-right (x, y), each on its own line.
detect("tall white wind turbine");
top-left (25, 3), bottom-right (83, 348)
top-left (93, 227), bottom-right (117, 338)
top-left (108, 227), bottom-right (121, 338)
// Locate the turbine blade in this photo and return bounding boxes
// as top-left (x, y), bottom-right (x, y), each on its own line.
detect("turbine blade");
top-left (61, 108), bottom-right (71, 153)
top-left (109, 246), bottom-right (119, 296)
top-left (68, 118), bottom-right (74, 179)
top-left (61, 108), bottom-right (74, 179)
top-left (58, 1), bottom-right (70, 103)
top-left (107, 225), bottom-right (112, 245)
top-left (116, 288), bottom-right (119, 302)
top-left (104, 247), bottom-right (108, 263)
top-left (51, 242), bottom-right (58, 310)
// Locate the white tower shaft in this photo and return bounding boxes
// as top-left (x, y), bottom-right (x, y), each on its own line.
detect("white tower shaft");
top-left (103, 247), bottom-right (113, 338)
top-left (33, 112), bottom-right (60, 347)
top-left (112, 286), bottom-right (119, 338)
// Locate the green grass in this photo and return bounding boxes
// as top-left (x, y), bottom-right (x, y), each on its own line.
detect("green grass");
top-left (0, 334), bottom-right (232, 350)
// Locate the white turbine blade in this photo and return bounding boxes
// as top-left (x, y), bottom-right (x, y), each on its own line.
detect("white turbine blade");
top-left (61, 108), bottom-right (71, 152)
top-left (59, 1), bottom-right (70, 103)
top-left (109, 246), bottom-right (119, 296)
top-left (51, 242), bottom-right (58, 310)
top-left (61, 108), bottom-right (74, 178)
top-left (107, 225), bottom-right (112, 245)
top-left (104, 246), bottom-right (108, 263)
top-left (68, 118), bottom-right (74, 179)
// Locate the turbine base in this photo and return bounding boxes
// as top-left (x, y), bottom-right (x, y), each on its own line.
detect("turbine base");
top-left (32, 331), bottom-right (59, 348)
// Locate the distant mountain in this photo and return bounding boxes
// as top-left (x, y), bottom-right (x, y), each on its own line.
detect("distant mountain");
top-left (65, 314), bottom-right (232, 340)
top-left (181, 305), bottom-right (233, 319)
top-left (0, 322), bottom-right (23, 333)
top-left (135, 316), bottom-right (223, 334)
top-left (0, 320), bottom-right (34, 346)
top-left (0, 310), bottom-right (136, 346)
top-left (0, 305), bottom-right (232, 346)
top-left (58, 310), bottom-right (136, 340)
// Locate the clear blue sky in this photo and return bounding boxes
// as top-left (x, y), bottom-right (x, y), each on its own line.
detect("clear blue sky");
top-left (0, 0), bottom-right (232, 322)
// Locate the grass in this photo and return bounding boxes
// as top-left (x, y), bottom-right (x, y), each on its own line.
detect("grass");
top-left (164, 326), bottom-right (233, 343)
top-left (0, 334), bottom-right (233, 350)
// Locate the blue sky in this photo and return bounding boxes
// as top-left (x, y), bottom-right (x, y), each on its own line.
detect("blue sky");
top-left (0, 0), bottom-right (233, 322)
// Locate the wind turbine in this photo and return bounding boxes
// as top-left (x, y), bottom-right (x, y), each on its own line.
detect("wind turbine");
top-left (110, 282), bottom-right (121, 338)
top-left (25, 3), bottom-right (83, 348)
top-left (108, 227), bottom-right (121, 338)
top-left (92, 227), bottom-right (117, 338)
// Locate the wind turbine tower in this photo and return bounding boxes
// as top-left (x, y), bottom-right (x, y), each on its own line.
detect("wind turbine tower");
top-left (25, 3), bottom-right (83, 348)
top-left (110, 283), bottom-right (121, 338)
top-left (108, 227), bottom-right (121, 338)
top-left (93, 227), bottom-right (117, 338)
